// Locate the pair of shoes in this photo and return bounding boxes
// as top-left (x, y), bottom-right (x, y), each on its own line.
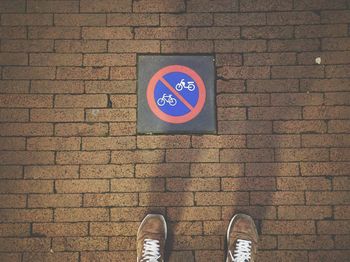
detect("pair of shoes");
top-left (137, 214), bottom-right (258, 262)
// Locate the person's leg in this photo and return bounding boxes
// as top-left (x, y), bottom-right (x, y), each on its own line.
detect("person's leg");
top-left (137, 214), bottom-right (167, 262)
top-left (226, 214), bottom-right (258, 262)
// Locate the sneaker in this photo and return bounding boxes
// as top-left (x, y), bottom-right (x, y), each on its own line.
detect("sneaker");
top-left (137, 214), bottom-right (167, 262)
top-left (226, 214), bottom-right (258, 262)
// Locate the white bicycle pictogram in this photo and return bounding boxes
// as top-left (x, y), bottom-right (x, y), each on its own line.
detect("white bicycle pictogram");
top-left (157, 93), bottom-right (177, 107)
top-left (175, 79), bottom-right (196, 92)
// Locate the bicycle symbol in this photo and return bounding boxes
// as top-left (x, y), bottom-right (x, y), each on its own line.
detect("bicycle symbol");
top-left (175, 79), bottom-right (196, 92)
top-left (157, 93), bottom-right (177, 107)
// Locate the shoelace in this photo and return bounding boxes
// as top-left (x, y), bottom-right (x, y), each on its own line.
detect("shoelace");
top-left (229, 239), bottom-right (252, 262)
top-left (140, 239), bottom-right (161, 262)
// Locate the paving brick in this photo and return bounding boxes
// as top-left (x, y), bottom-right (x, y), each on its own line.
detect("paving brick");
top-left (215, 54), bottom-right (243, 66)
top-left (110, 67), bottom-right (136, 80)
top-left (167, 178), bottom-right (220, 192)
top-left (83, 54), bottom-right (135, 66)
top-left (214, 13), bottom-right (266, 26)
top-left (277, 177), bottom-right (330, 191)
top-left (53, 237), bottom-right (108, 251)
top-left (24, 165), bottom-right (79, 180)
top-left (0, 151), bottom-right (54, 165)
top-left (0, 137), bottom-right (25, 150)
top-left (333, 177), bottom-right (350, 190)
top-left (246, 163), bottom-right (299, 176)
top-left (0, 80), bottom-right (29, 93)
top-left (27, 137), bottom-right (80, 151)
top-left (0, 166), bottom-right (23, 179)
top-left (1, 14), bottom-right (53, 26)
top-left (110, 122), bottom-right (136, 136)
top-left (139, 192), bottom-right (194, 206)
top-left (0, 223), bottom-right (29, 237)
top-left (249, 107), bottom-right (302, 120)
top-left (0, 195), bottom-right (26, 208)
top-left (298, 51), bottom-right (350, 65)
top-left (162, 13), bottom-right (212, 26)
top-left (268, 39), bottom-right (320, 52)
top-left (28, 194), bottom-right (82, 208)
top-left (109, 40), bottom-right (160, 53)
top-left (57, 67), bottom-right (109, 80)
top-left (251, 192), bottom-right (304, 205)
top-left (111, 150), bottom-right (164, 164)
top-left (218, 120), bottom-right (272, 134)
top-left (244, 52), bottom-right (296, 66)
top-left (83, 193), bottom-right (137, 207)
top-left (31, 109), bottom-right (84, 122)
top-left (0, 238), bottom-right (50, 252)
top-left (55, 123), bottom-right (108, 137)
top-left (187, 0), bottom-right (238, 12)
top-left (109, 236), bottom-right (135, 250)
top-left (222, 206), bottom-right (277, 220)
top-left (220, 149), bottom-right (274, 162)
top-left (257, 251), bottom-right (308, 262)
top-left (295, 24), bottom-right (348, 38)
top-left (218, 66), bottom-right (270, 79)
top-left (191, 163), bottom-right (244, 177)
top-left (262, 220), bottom-right (315, 234)
top-left (0, 209), bottom-right (53, 223)
top-left (318, 221), bottom-right (350, 234)
top-left (172, 236), bottom-right (221, 250)
top-left (108, 14), bottom-right (159, 26)
top-left (267, 11), bottom-right (320, 25)
top-left (309, 251), bottom-right (350, 262)
top-left (301, 162), bottom-right (350, 176)
top-left (240, 0), bottom-right (293, 11)
top-left (217, 94), bottom-right (270, 106)
top-left (30, 53), bottom-right (82, 66)
top-left (294, 0), bottom-right (347, 10)
top-left (3, 67), bottom-right (55, 80)
top-left (222, 177), bottom-right (276, 191)
top-left (55, 14), bottom-right (106, 26)
top-left (80, 164), bottom-right (134, 178)
top-left (306, 191), bottom-right (350, 205)
top-left (82, 27), bottom-right (132, 40)
top-left (278, 206), bottom-right (332, 220)
top-left (133, 0), bottom-right (185, 13)
top-left (1, 40), bottom-right (53, 52)
top-left (247, 134), bottom-right (300, 148)
top-left (31, 80), bottom-right (84, 94)
top-left (273, 120), bottom-right (327, 134)
top-left (278, 235), bottom-right (334, 250)
top-left (110, 207), bottom-right (165, 222)
top-left (81, 251), bottom-right (135, 261)
top-left (56, 151), bottom-right (110, 165)
top-left (27, 0), bottom-right (79, 13)
top-left (111, 178), bottom-right (165, 192)
top-left (217, 107), bottom-right (246, 121)
top-left (136, 27), bottom-right (187, 40)
top-left (55, 208), bottom-right (109, 222)
top-left (28, 26), bottom-right (80, 40)
top-left (32, 223), bottom-right (87, 237)
top-left (334, 206), bottom-right (350, 219)
top-left (166, 149), bottom-right (219, 162)
top-left (216, 80), bottom-right (245, 93)
top-left (195, 192), bottom-right (249, 206)
top-left (0, 53), bottom-right (28, 66)
top-left (189, 27), bottom-right (240, 40)
top-left (192, 135), bottom-right (246, 148)
top-left (135, 163), bottom-right (189, 178)
top-left (137, 135), bottom-right (190, 149)
top-left (161, 40), bottom-right (213, 53)
top-left (167, 207), bottom-right (221, 221)
top-left (322, 37), bottom-right (350, 51)
top-left (325, 92), bottom-right (350, 105)
top-left (300, 79), bottom-right (350, 92)
top-left (303, 106), bottom-right (350, 119)
top-left (55, 40), bottom-right (107, 53)
top-left (85, 80), bottom-right (136, 94)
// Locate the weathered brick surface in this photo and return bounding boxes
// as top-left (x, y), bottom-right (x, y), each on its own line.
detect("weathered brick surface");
top-left (0, 1), bottom-right (349, 260)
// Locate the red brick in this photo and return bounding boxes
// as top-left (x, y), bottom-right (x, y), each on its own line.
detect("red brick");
top-left (251, 191), bottom-right (304, 205)
top-left (0, 109), bottom-right (28, 122)
top-left (0, 137), bottom-right (25, 150)
top-left (267, 11), bottom-right (320, 25)
top-left (55, 208), bottom-right (109, 222)
top-left (110, 95), bottom-right (136, 108)
top-left (31, 109), bottom-right (84, 122)
top-left (217, 94), bottom-right (269, 106)
top-left (32, 223), bottom-right (87, 237)
top-left (278, 235), bottom-right (334, 250)
top-left (161, 40), bottom-right (213, 53)
top-left (110, 122), bottom-right (136, 136)
top-left (84, 193), bottom-right (137, 207)
top-left (162, 13), bottom-right (212, 26)
top-left (55, 94), bottom-right (107, 108)
top-left (301, 79), bottom-right (350, 92)
top-left (31, 80), bottom-right (84, 94)
top-left (0, 180), bottom-right (53, 193)
top-left (0, 238), bottom-right (50, 252)
top-left (55, 179), bottom-right (109, 193)
top-left (187, 0), bottom-right (238, 12)
top-left (29, 26), bottom-right (80, 40)
top-left (189, 27), bottom-right (240, 40)
top-left (333, 177), bottom-right (350, 190)
top-left (262, 220), bottom-right (315, 234)
top-left (110, 207), bottom-right (164, 222)
top-left (86, 109), bottom-right (136, 122)
top-left (0, 151), bottom-right (54, 165)
top-left (325, 92), bottom-right (350, 105)
top-left (269, 39), bottom-right (320, 52)
top-left (24, 166), bottom-right (79, 179)
top-left (277, 177), bottom-right (330, 191)
top-left (334, 206), bottom-right (350, 219)
top-left (167, 207), bottom-right (221, 221)
top-left (27, 0), bottom-right (79, 13)
top-left (322, 37), bottom-right (350, 51)
top-left (0, 166), bottom-right (23, 179)
top-left (214, 13), bottom-right (265, 26)
top-left (108, 14), bottom-right (159, 26)
top-left (222, 177), bottom-right (276, 191)
top-left (3, 67), bottom-right (55, 80)
top-left (249, 107), bottom-right (302, 120)
top-left (55, 14), bottom-right (106, 26)
top-left (109, 40), bottom-right (160, 53)
top-left (0, 209), bottom-right (53, 223)
top-left (1, 14), bottom-right (52, 26)
top-left (309, 251), bottom-right (350, 262)
top-left (0, 53), bottom-right (28, 66)
top-left (218, 66), bottom-right (270, 79)
top-left (1, 40), bottom-right (53, 52)
top-left (0, 223), bottom-right (29, 237)
top-left (85, 81), bottom-right (136, 94)
top-left (167, 178), bottom-right (220, 191)
top-left (139, 192), bottom-right (194, 206)
top-left (55, 123), bottom-right (108, 137)
top-left (217, 80), bottom-right (245, 93)
top-left (301, 162), bottom-right (350, 176)
top-left (294, 0), bottom-right (347, 10)
top-left (0, 195), bottom-right (26, 208)
top-left (220, 149), bottom-right (274, 162)
top-left (28, 194), bottom-right (82, 208)
top-left (217, 107), bottom-right (246, 121)
top-left (295, 24), bottom-right (347, 38)
top-left (55, 40), bottom-right (107, 53)
top-left (133, 0), bottom-right (185, 13)
top-left (111, 150), bottom-right (164, 164)
top-left (136, 27), bottom-right (187, 40)
top-left (56, 151), bottom-right (110, 165)
top-left (326, 65), bottom-right (350, 78)
top-left (273, 120), bottom-right (327, 134)
top-left (57, 67), bottom-right (109, 80)
top-left (80, 164), bottom-right (134, 178)
top-left (244, 52), bottom-right (296, 66)
top-left (192, 135), bottom-right (245, 148)
top-left (82, 27), bottom-right (132, 40)
top-left (111, 178), bottom-right (164, 192)
top-left (135, 163), bottom-right (189, 178)
top-left (247, 134), bottom-right (300, 148)
top-left (306, 191), bottom-right (350, 205)
top-left (137, 135), bottom-right (190, 149)
top-left (82, 137), bottom-right (135, 150)
top-left (30, 53), bottom-right (82, 66)
top-left (191, 163), bottom-right (244, 177)
top-left (195, 192), bottom-right (249, 205)
top-left (246, 163), bottom-right (299, 176)
top-left (216, 40), bottom-right (267, 53)
top-left (0, 80), bottom-right (29, 93)
top-left (27, 137), bottom-right (80, 151)
top-left (318, 221), bottom-right (350, 234)
top-left (272, 93), bottom-right (323, 106)
top-left (83, 54), bottom-right (135, 66)
top-left (218, 120), bottom-right (272, 134)
top-left (166, 149), bottom-right (219, 162)
top-left (0, 123), bottom-right (53, 136)
top-left (303, 106), bottom-right (350, 119)
top-left (240, 0), bottom-right (292, 11)
top-left (53, 237), bottom-right (107, 251)
top-left (110, 67), bottom-right (136, 80)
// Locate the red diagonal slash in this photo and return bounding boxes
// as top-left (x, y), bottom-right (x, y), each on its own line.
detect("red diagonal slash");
top-left (160, 77), bottom-right (194, 111)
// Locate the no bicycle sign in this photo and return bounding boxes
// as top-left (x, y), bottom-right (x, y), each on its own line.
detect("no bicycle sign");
top-left (138, 56), bottom-right (216, 134)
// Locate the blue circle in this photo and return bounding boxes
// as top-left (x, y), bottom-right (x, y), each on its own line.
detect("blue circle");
top-left (154, 72), bottom-right (199, 117)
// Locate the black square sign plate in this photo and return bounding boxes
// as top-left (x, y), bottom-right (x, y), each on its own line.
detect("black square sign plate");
top-left (137, 55), bottom-right (216, 134)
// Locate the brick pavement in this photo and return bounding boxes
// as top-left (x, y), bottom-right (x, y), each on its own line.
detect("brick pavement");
top-left (0, 0), bottom-right (350, 261)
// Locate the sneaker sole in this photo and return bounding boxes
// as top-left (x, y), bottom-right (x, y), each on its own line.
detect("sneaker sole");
top-left (137, 214), bottom-right (168, 240)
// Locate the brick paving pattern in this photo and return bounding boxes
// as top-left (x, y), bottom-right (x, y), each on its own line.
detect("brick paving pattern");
top-left (0, 0), bottom-right (350, 261)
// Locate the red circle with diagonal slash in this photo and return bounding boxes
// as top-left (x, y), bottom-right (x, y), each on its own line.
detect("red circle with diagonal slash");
top-left (147, 65), bottom-right (206, 124)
